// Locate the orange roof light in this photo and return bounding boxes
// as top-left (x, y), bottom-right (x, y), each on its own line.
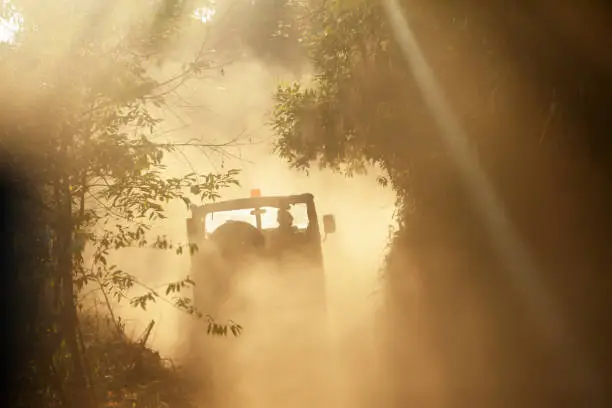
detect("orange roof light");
top-left (250, 188), bottom-right (261, 197)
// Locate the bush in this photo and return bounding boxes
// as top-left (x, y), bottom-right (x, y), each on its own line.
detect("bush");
top-left (77, 313), bottom-right (200, 408)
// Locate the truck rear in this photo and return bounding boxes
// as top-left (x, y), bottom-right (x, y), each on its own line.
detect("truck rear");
top-left (185, 190), bottom-right (336, 319)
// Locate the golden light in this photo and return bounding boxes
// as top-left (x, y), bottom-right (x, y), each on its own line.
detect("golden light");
top-left (0, 10), bottom-right (22, 44)
top-left (382, 0), bottom-right (596, 389)
top-left (250, 188), bottom-right (261, 197)
top-left (193, 6), bottom-right (216, 24)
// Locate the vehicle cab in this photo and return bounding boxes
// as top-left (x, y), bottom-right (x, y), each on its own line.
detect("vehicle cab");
top-left (186, 190), bottom-right (336, 266)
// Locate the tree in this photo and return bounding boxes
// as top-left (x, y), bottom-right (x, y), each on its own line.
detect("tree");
top-left (203, 0), bottom-right (308, 71)
top-left (272, 0), bottom-right (612, 405)
top-left (1, 1), bottom-right (245, 406)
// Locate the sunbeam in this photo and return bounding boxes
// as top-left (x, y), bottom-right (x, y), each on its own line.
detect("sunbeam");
top-left (382, 0), bottom-right (600, 400)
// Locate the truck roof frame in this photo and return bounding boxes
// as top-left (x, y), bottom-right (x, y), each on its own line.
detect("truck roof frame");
top-left (191, 193), bottom-right (315, 217)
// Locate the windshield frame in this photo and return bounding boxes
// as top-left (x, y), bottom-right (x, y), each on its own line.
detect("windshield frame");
top-left (191, 194), bottom-right (321, 240)
top-left (203, 204), bottom-right (309, 235)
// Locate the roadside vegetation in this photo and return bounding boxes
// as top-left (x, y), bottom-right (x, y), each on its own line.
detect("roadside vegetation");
top-left (3, 0), bottom-right (611, 406)
top-left (1, 1), bottom-right (243, 407)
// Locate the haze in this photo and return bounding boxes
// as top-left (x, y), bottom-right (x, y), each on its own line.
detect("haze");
top-left (2, 1), bottom-right (611, 407)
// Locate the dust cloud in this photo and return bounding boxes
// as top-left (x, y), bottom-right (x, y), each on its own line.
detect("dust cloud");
top-left (111, 57), bottom-right (397, 406)
top-left (1, 2), bottom-right (397, 405)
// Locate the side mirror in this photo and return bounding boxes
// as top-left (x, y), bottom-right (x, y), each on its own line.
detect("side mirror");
top-left (322, 214), bottom-right (336, 235)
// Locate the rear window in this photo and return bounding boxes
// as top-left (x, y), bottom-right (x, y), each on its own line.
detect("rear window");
top-left (204, 203), bottom-right (309, 234)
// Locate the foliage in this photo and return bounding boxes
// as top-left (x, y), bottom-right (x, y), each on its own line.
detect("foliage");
top-left (272, 0), bottom-right (497, 230)
top-left (272, 0), bottom-right (418, 185)
top-left (210, 0), bottom-right (310, 71)
top-left (76, 314), bottom-right (200, 408)
top-left (271, 2), bottom-right (612, 404)
top-left (1, 1), bottom-right (245, 407)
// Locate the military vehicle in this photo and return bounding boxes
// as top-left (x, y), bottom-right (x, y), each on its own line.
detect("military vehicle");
top-left (185, 189), bottom-right (336, 316)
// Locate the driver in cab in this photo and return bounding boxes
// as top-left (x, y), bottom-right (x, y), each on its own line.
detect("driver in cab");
top-left (271, 205), bottom-right (299, 255)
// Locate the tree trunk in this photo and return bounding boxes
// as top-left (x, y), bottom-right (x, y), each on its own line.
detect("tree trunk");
top-left (55, 176), bottom-right (93, 408)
